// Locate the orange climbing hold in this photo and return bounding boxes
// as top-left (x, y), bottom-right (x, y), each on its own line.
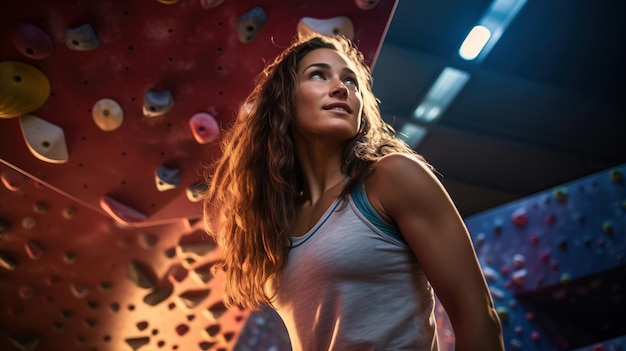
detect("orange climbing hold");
top-left (0, 61), bottom-right (51, 118)
top-left (92, 98), bottom-right (124, 131)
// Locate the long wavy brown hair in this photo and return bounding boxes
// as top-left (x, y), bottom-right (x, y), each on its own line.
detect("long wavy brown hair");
top-left (204, 33), bottom-right (429, 310)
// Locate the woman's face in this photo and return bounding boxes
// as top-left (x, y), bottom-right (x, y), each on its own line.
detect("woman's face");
top-left (292, 48), bottom-right (363, 143)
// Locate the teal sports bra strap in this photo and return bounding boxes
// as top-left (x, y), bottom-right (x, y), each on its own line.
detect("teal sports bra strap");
top-left (351, 182), bottom-right (406, 244)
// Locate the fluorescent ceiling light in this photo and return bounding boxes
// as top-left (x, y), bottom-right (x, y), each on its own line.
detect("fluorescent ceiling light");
top-left (459, 25), bottom-right (491, 60)
top-left (413, 67), bottom-right (470, 122)
top-left (399, 123), bottom-right (428, 148)
top-left (459, 0), bottom-right (527, 62)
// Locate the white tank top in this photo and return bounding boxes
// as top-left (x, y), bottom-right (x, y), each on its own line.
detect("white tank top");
top-left (271, 185), bottom-right (439, 350)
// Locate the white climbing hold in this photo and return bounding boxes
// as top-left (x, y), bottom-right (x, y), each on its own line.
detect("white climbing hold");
top-left (19, 114), bottom-right (69, 164)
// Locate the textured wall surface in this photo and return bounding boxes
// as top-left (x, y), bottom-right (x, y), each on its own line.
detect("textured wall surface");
top-left (0, 1), bottom-right (396, 350)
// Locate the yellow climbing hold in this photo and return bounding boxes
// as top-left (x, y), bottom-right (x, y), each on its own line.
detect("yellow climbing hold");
top-left (0, 61), bottom-right (50, 119)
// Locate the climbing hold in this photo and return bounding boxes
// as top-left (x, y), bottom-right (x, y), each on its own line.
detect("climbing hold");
top-left (65, 24), bottom-right (100, 51)
top-left (186, 182), bottom-right (208, 202)
top-left (127, 260), bottom-right (156, 289)
top-left (609, 168), bottom-right (623, 183)
top-left (92, 98), bottom-right (124, 131)
top-left (602, 221), bottom-right (613, 234)
top-left (544, 213), bottom-right (556, 224)
top-left (0, 251), bottom-right (17, 270)
top-left (177, 230), bottom-right (217, 257)
top-left (510, 339), bottom-right (523, 350)
top-left (499, 265), bottom-right (509, 276)
top-left (355, 0), bottom-right (381, 10)
top-left (489, 286), bottom-right (505, 300)
top-left (0, 61), bottom-right (51, 118)
top-left (166, 263), bottom-right (189, 284)
top-left (474, 232), bottom-right (485, 247)
top-left (157, 0), bottom-right (179, 3)
top-left (200, 0), bottom-right (226, 9)
top-left (18, 285), bottom-right (35, 300)
top-left (204, 324), bottom-right (221, 338)
top-left (189, 112), bottom-right (219, 144)
top-left (530, 331), bottom-right (541, 343)
top-left (70, 283), bottom-right (90, 298)
top-left (237, 6), bottom-right (267, 43)
top-left (495, 306), bottom-right (509, 322)
top-left (62, 206), bottom-right (77, 219)
top-left (124, 337), bottom-right (150, 351)
top-left (512, 254), bottom-right (525, 269)
top-left (176, 323), bottom-right (190, 336)
top-left (33, 201), bottom-right (48, 214)
top-left (100, 195), bottom-right (147, 225)
top-left (178, 289), bottom-right (210, 309)
top-left (529, 234), bottom-right (539, 245)
top-left (192, 263), bottom-right (214, 285)
top-left (143, 89), bottom-right (174, 117)
top-left (206, 301), bottom-right (227, 321)
top-left (297, 16), bottom-right (354, 40)
top-left (510, 208), bottom-right (528, 227)
top-left (155, 165), bottom-right (181, 191)
top-left (143, 287), bottom-right (173, 306)
top-left (25, 240), bottom-right (44, 260)
top-left (493, 218), bottom-right (503, 235)
top-left (21, 216), bottom-right (37, 229)
top-left (11, 22), bottom-right (54, 59)
top-left (560, 273), bottom-right (570, 284)
top-left (1, 168), bottom-right (27, 191)
top-left (512, 269), bottom-right (527, 286)
top-left (552, 186), bottom-right (568, 202)
top-left (19, 114), bottom-right (69, 164)
top-left (8, 332), bottom-right (40, 351)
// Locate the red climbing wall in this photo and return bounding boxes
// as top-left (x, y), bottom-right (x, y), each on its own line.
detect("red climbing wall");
top-left (0, 1), bottom-right (397, 350)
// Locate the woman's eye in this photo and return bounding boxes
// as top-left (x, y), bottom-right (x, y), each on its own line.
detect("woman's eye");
top-left (310, 71), bottom-right (325, 79)
top-left (344, 77), bottom-right (357, 86)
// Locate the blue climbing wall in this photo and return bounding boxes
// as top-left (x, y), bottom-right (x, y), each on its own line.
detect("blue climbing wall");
top-left (465, 164), bottom-right (626, 350)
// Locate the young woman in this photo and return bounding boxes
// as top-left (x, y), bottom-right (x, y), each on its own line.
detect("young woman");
top-left (204, 34), bottom-right (504, 351)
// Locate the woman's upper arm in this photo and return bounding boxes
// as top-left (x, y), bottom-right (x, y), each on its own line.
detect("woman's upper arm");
top-left (367, 153), bottom-right (495, 323)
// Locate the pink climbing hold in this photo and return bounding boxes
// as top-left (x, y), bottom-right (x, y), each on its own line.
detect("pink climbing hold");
top-left (530, 331), bottom-right (541, 343)
top-left (189, 112), bottom-right (219, 144)
top-left (11, 21), bottom-right (54, 59)
top-left (99, 195), bottom-right (147, 225)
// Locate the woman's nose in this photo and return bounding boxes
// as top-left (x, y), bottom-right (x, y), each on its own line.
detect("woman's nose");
top-left (330, 80), bottom-right (349, 98)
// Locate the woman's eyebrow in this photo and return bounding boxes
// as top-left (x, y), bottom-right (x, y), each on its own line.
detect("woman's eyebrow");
top-left (302, 63), bottom-right (356, 76)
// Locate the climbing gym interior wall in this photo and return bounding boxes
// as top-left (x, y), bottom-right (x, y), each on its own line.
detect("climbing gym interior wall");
top-left (0, 1), bottom-right (397, 350)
